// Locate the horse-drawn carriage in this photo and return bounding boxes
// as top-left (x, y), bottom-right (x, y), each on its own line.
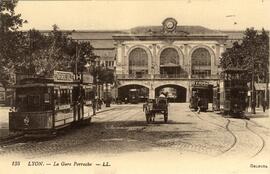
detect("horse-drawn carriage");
top-left (143, 97), bottom-right (168, 123)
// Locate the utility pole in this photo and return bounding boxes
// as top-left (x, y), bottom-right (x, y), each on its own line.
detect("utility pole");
top-left (251, 56), bottom-right (256, 114)
top-left (267, 32), bottom-right (270, 109)
top-left (75, 43), bottom-right (78, 79)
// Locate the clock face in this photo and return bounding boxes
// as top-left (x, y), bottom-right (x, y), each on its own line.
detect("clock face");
top-left (166, 21), bottom-right (174, 29)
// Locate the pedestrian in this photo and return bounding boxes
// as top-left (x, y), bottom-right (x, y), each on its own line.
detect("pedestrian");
top-left (262, 100), bottom-right (266, 112)
top-left (92, 99), bottom-right (96, 115)
top-left (143, 99), bottom-right (149, 112)
top-left (197, 97), bottom-right (201, 114)
top-left (98, 98), bottom-right (102, 110)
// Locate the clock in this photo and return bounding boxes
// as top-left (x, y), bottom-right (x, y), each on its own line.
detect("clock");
top-left (166, 21), bottom-right (174, 29)
top-left (163, 17), bottom-right (177, 33)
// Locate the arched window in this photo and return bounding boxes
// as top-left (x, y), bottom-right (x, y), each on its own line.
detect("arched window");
top-left (159, 48), bottom-right (182, 76)
top-left (128, 48), bottom-right (148, 76)
top-left (191, 48), bottom-right (211, 77)
top-left (160, 48), bottom-right (179, 66)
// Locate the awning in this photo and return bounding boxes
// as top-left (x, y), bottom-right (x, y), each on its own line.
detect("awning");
top-left (254, 83), bottom-right (268, 91)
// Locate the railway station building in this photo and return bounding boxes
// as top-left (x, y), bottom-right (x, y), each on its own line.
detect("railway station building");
top-left (71, 18), bottom-right (240, 102)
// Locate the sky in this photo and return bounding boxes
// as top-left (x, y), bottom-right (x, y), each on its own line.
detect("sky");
top-left (15, 0), bottom-right (270, 31)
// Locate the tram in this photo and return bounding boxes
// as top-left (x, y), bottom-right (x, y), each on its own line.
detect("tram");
top-left (9, 71), bottom-right (94, 135)
top-left (212, 85), bottom-right (220, 111)
top-left (218, 68), bottom-right (248, 116)
top-left (189, 81), bottom-right (212, 112)
top-left (128, 88), bottom-right (139, 104)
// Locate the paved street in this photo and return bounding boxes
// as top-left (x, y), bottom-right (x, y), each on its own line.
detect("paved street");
top-left (0, 104), bottom-right (269, 173)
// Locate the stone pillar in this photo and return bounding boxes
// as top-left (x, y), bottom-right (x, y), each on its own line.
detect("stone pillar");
top-left (149, 87), bottom-right (155, 99)
top-left (115, 44), bottom-right (122, 74)
top-left (121, 44), bottom-right (126, 74)
top-left (215, 44), bottom-right (220, 66)
top-left (152, 44), bottom-right (157, 74)
top-left (184, 44), bottom-right (191, 78)
top-left (186, 83), bottom-right (190, 102)
top-left (211, 44), bottom-right (220, 75)
top-left (211, 47), bottom-right (216, 75)
top-left (156, 45), bottom-right (160, 74)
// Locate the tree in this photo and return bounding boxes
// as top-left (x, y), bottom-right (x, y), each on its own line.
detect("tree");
top-left (220, 28), bottom-right (269, 83)
top-left (0, 0), bottom-right (27, 87)
top-left (26, 26), bottom-right (95, 76)
top-left (0, 0), bottom-right (27, 32)
top-left (220, 28), bottom-right (269, 113)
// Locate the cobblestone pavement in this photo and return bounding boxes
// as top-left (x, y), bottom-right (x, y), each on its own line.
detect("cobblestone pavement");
top-left (0, 104), bottom-right (269, 174)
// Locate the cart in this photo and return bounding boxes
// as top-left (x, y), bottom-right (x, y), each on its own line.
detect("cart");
top-left (144, 98), bottom-right (168, 123)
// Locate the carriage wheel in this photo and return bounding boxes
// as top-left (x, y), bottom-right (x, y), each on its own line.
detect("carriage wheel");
top-left (150, 113), bottom-right (155, 123)
top-left (146, 113), bottom-right (150, 123)
top-left (164, 113), bottom-right (168, 123)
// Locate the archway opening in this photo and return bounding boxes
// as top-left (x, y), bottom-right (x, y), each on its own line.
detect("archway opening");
top-left (191, 48), bottom-right (211, 78)
top-left (155, 85), bottom-right (186, 103)
top-left (118, 85), bottom-right (149, 103)
top-left (129, 48), bottom-right (148, 78)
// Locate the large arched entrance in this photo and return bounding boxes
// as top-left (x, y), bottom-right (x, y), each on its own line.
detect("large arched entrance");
top-left (128, 48), bottom-right (148, 78)
top-left (118, 85), bottom-right (149, 103)
top-left (191, 48), bottom-right (211, 78)
top-left (155, 85), bottom-right (186, 103)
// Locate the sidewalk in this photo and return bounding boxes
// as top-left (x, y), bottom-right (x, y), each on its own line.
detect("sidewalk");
top-left (0, 105), bottom-right (117, 140)
top-left (245, 107), bottom-right (270, 129)
top-left (0, 106), bottom-right (10, 139)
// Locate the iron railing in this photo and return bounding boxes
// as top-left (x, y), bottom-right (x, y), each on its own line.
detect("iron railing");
top-left (116, 74), bottom-right (220, 79)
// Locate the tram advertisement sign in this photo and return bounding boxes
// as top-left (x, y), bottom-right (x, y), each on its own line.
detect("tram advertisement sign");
top-left (53, 71), bottom-right (74, 82)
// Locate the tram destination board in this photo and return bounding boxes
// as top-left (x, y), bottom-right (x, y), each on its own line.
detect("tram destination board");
top-left (53, 71), bottom-right (74, 82)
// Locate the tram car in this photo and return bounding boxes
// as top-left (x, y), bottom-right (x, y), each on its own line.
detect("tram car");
top-left (218, 68), bottom-right (248, 116)
top-left (212, 85), bottom-right (220, 111)
top-left (9, 71), bottom-right (94, 135)
top-left (81, 73), bottom-right (95, 121)
top-left (128, 88), bottom-right (139, 104)
top-left (189, 81), bottom-right (211, 112)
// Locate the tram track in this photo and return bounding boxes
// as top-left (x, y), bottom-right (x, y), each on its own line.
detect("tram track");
top-left (192, 111), bottom-right (238, 156)
top-left (208, 112), bottom-right (266, 157)
top-left (194, 111), bottom-right (266, 158)
top-left (0, 133), bottom-right (25, 147)
top-left (243, 119), bottom-right (265, 157)
top-left (0, 106), bottom-right (141, 155)
top-left (96, 106), bottom-right (138, 122)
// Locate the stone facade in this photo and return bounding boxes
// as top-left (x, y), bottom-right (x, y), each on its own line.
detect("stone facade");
top-left (112, 18), bottom-right (227, 101)
top-left (68, 18), bottom-right (249, 102)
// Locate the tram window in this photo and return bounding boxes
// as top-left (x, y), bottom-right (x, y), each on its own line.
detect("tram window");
top-left (54, 89), bottom-right (59, 105)
top-left (44, 93), bottom-right (50, 103)
top-left (59, 89), bottom-right (71, 105)
top-left (16, 95), bottom-right (27, 108)
top-left (28, 95), bottom-right (40, 106)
